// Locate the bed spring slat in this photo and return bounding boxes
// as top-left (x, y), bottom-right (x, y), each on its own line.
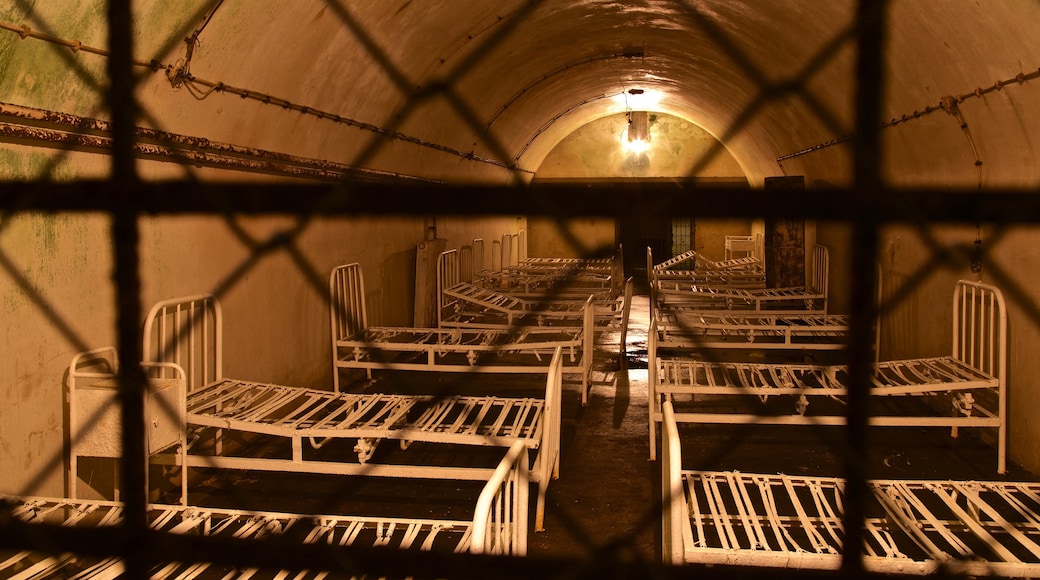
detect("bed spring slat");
top-left (674, 472), bottom-right (1040, 574)
top-left (183, 380), bottom-right (545, 448)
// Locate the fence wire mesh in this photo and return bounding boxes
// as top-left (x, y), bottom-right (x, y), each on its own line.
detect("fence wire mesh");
top-left (1, 0), bottom-right (1039, 578)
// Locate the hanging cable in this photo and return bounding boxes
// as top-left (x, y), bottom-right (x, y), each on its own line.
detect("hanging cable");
top-left (0, 20), bottom-right (529, 173)
top-left (167, 0), bottom-right (226, 88)
top-left (776, 65), bottom-right (1040, 170)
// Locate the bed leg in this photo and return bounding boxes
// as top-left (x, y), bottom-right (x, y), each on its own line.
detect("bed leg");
top-left (649, 410), bottom-right (658, 462)
top-left (535, 479), bottom-right (548, 532)
top-left (999, 403), bottom-right (1007, 474)
top-left (179, 439), bottom-right (188, 506)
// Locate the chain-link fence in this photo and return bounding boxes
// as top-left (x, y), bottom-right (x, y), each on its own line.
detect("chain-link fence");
top-left (2, 1), bottom-right (1040, 578)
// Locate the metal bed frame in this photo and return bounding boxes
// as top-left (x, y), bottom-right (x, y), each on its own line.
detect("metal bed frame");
top-left (652, 311), bottom-right (852, 352)
top-left (67, 347), bottom-right (189, 503)
top-left (331, 262), bottom-right (593, 403)
top-left (650, 264), bottom-right (880, 354)
top-left (724, 233), bottom-right (763, 261)
top-left (2, 441), bottom-right (529, 577)
top-left (138, 294), bottom-right (561, 530)
top-left (651, 245), bottom-right (829, 312)
top-left (439, 247), bottom-right (632, 330)
top-left (661, 401), bottom-right (1040, 576)
top-left (649, 279), bottom-right (1008, 474)
top-left (475, 235), bottom-right (625, 301)
top-left (650, 246), bottom-right (767, 291)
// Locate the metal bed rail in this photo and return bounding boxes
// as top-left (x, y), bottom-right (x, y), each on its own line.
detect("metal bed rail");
top-left (653, 312), bottom-right (851, 351)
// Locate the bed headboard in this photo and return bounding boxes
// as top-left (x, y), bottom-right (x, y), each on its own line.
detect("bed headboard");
top-left (612, 243), bottom-right (624, 299)
top-left (459, 245), bottom-right (475, 283)
top-left (437, 249), bottom-right (461, 327)
top-left (811, 244), bottom-right (829, 297)
top-left (472, 238), bottom-right (485, 274)
top-left (518, 228), bottom-right (528, 262)
top-left (501, 233), bottom-right (519, 268)
top-left (953, 279), bottom-right (1007, 380)
top-left (329, 263), bottom-right (369, 343)
top-left (143, 294), bottom-right (222, 394)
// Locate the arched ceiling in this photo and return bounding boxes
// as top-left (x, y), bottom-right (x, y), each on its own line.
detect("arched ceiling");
top-left (1, 1), bottom-right (1038, 187)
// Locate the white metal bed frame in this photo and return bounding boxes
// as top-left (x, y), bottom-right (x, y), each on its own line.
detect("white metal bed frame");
top-left (661, 400), bottom-right (1040, 576)
top-left (439, 247), bottom-right (632, 332)
top-left (475, 235), bottom-right (624, 301)
top-left (650, 263), bottom-right (879, 354)
top-left (649, 279), bottom-right (1008, 474)
top-left (67, 347), bottom-right (188, 503)
top-left (650, 246), bottom-right (767, 291)
top-left (652, 311), bottom-right (853, 352)
top-left (141, 293), bottom-right (561, 530)
top-left (724, 233), bottom-right (763, 261)
top-left (651, 245), bottom-right (829, 312)
top-left (331, 262), bottom-right (593, 404)
top-left (2, 441), bottom-right (529, 578)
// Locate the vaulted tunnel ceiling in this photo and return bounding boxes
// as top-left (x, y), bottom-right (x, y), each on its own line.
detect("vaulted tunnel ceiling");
top-left (1, 1), bottom-right (1038, 188)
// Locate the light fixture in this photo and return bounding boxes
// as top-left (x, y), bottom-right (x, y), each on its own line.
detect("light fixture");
top-left (624, 110), bottom-right (650, 153)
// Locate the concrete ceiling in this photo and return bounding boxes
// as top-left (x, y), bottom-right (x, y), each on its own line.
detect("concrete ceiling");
top-left (1, 1), bottom-right (1039, 187)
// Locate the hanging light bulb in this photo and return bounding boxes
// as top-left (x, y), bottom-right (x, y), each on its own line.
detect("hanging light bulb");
top-left (623, 110), bottom-right (650, 153)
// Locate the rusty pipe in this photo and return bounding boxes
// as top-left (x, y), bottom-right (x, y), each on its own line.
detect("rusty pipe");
top-left (0, 117), bottom-right (432, 183)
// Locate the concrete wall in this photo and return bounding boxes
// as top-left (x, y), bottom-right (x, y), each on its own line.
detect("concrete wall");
top-left (530, 113), bottom-right (748, 259)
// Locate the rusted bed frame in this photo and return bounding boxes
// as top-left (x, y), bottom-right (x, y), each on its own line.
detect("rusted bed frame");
top-left (439, 247), bottom-right (632, 331)
top-left (651, 245), bottom-right (829, 312)
top-left (649, 279), bottom-right (1008, 474)
top-left (133, 293), bottom-right (561, 530)
top-left (436, 248), bottom-right (632, 406)
top-left (650, 246), bottom-right (767, 291)
top-left (331, 262), bottom-right (593, 405)
top-left (724, 233), bottom-right (763, 261)
top-left (652, 311), bottom-right (853, 352)
top-left (476, 236), bottom-right (624, 302)
top-left (2, 441), bottom-right (529, 577)
top-left (67, 347), bottom-right (188, 503)
top-left (650, 262), bottom-right (879, 354)
top-left (660, 400), bottom-right (1040, 575)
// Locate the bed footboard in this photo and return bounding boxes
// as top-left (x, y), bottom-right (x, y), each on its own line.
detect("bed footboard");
top-left (472, 441), bottom-right (530, 556)
top-left (68, 347), bottom-right (188, 504)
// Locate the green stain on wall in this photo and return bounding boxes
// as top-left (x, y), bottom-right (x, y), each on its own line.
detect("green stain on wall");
top-left (0, 148), bottom-right (74, 181)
